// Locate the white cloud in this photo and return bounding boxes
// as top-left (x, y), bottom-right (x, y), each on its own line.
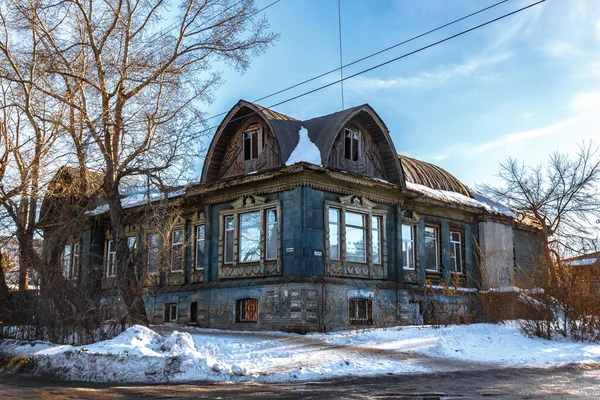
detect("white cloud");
top-left (346, 53), bottom-right (511, 92)
top-left (425, 90), bottom-right (600, 163)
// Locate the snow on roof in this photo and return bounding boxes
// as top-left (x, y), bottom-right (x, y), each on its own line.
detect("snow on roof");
top-left (86, 188), bottom-right (186, 216)
top-left (285, 126), bottom-right (322, 167)
top-left (406, 182), bottom-right (515, 218)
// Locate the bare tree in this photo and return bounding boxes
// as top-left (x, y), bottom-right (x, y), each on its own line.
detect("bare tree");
top-left (480, 142), bottom-right (600, 261)
top-left (4, 0), bottom-right (277, 324)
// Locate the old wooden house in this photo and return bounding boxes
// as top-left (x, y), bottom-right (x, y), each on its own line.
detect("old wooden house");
top-left (41, 100), bottom-right (541, 331)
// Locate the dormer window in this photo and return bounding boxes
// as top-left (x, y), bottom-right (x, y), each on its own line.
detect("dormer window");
top-left (344, 129), bottom-right (360, 161)
top-left (244, 127), bottom-right (261, 161)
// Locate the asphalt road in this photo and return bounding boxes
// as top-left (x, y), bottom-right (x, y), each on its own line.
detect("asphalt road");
top-left (1, 363), bottom-right (599, 399)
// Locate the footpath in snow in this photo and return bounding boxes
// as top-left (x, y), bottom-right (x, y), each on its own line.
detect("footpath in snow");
top-left (1, 322), bottom-right (599, 383)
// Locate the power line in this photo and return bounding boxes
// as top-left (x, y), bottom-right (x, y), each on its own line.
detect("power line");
top-left (204, 0), bottom-right (510, 123)
top-left (337, 0), bottom-right (344, 110)
top-left (197, 0), bottom-right (546, 136)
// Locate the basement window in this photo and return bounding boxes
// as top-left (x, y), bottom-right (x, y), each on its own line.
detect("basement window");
top-left (349, 297), bottom-right (372, 325)
top-left (236, 298), bottom-right (258, 323)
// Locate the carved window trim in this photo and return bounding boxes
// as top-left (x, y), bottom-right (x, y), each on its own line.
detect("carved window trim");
top-left (218, 195), bottom-right (282, 279)
top-left (324, 195), bottom-right (387, 279)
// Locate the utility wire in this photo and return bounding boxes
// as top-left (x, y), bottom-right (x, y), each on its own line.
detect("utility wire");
top-left (204, 0), bottom-right (510, 123)
top-left (337, 0), bottom-right (344, 110)
top-left (197, 0), bottom-right (546, 136)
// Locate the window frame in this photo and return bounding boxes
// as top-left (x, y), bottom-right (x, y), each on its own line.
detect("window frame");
top-left (219, 201), bottom-right (281, 269)
top-left (146, 232), bottom-right (161, 275)
top-left (72, 242), bottom-right (80, 279)
top-left (401, 224), bottom-right (416, 271)
top-left (164, 302), bottom-right (178, 322)
top-left (243, 125), bottom-right (262, 161)
top-left (195, 224), bottom-right (206, 271)
top-left (62, 244), bottom-right (72, 279)
top-left (236, 298), bottom-right (259, 323)
top-left (170, 229), bottom-right (184, 273)
top-left (344, 128), bottom-right (361, 161)
top-left (325, 200), bottom-right (387, 273)
top-left (424, 225), bottom-right (440, 272)
top-left (450, 230), bottom-right (464, 274)
top-left (348, 297), bottom-right (373, 325)
top-left (106, 240), bottom-right (116, 278)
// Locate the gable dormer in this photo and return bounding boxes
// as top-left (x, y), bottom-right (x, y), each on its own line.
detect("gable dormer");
top-left (303, 104), bottom-right (404, 185)
top-left (201, 100), bottom-right (301, 184)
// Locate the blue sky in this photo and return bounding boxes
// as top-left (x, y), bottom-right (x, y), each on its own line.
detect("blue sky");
top-left (204, 0), bottom-right (600, 187)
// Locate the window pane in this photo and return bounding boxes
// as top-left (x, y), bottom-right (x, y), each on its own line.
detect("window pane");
top-left (402, 240), bottom-right (414, 269)
top-left (372, 216), bottom-right (382, 265)
top-left (147, 234), bottom-right (160, 274)
top-left (196, 225), bottom-right (205, 270)
top-left (127, 236), bottom-right (137, 250)
top-left (451, 232), bottom-right (461, 242)
top-left (346, 211), bottom-right (365, 227)
top-left (224, 216), bottom-right (234, 264)
top-left (244, 132), bottom-right (251, 160)
top-left (346, 225), bottom-right (366, 263)
top-left (252, 131), bottom-right (259, 159)
top-left (328, 208), bottom-right (340, 261)
top-left (172, 230), bottom-right (183, 245)
top-left (402, 224), bottom-right (413, 241)
top-left (63, 245), bottom-right (71, 278)
top-left (266, 209), bottom-right (277, 260)
top-left (344, 131), bottom-right (352, 159)
top-left (240, 212), bottom-right (260, 262)
top-left (352, 134), bottom-right (359, 161)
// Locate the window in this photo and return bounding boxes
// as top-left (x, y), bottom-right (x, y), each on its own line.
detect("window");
top-left (265, 209), bottom-right (277, 260)
top-left (402, 225), bottom-right (415, 270)
top-left (171, 229), bottom-right (184, 272)
top-left (239, 212), bottom-right (260, 263)
top-left (147, 233), bottom-right (160, 274)
top-left (224, 216), bottom-right (235, 264)
top-left (328, 208), bottom-right (340, 261)
top-left (72, 243), bottom-right (80, 279)
top-left (195, 225), bottom-right (205, 270)
top-left (164, 303), bottom-right (178, 322)
top-left (189, 301), bottom-right (198, 323)
top-left (221, 205), bottom-right (280, 266)
top-left (127, 236), bottom-right (137, 250)
top-left (243, 129), bottom-right (260, 160)
top-left (450, 231), bottom-right (463, 273)
top-left (236, 298), bottom-right (258, 323)
top-left (346, 211), bottom-right (366, 263)
top-left (424, 226), bottom-right (439, 272)
top-left (106, 240), bottom-right (116, 277)
top-left (344, 129), bottom-right (361, 161)
top-left (349, 297), bottom-right (372, 325)
top-left (371, 216), bottom-right (382, 265)
top-left (62, 244), bottom-right (71, 278)
top-left (327, 206), bottom-right (385, 266)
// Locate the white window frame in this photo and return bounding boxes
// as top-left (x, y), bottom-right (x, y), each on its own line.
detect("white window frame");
top-left (326, 202), bottom-right (386, 268)
top-left (424, 226), bottom-right (440, 272)
top-left (265, 208), bottom-right (278, 261)
top-left (106, 240), bottom-right (116, 277)
top-left (401, 224), bottom-right (415, 270)
top-left (243, 127), bottom-right (261, 161)
top-left (450, 230), bottom-right (464, 274)
top-left (164, 303), bottom-right (178, 322)
top-left (220, 202), bottom-right (281, 267)
top-left (344, 128), bottom-right (361, 161)
top-left (170, 229), bottom-right (184, 273)
top-left (72, 242), bottom-right (80, 279)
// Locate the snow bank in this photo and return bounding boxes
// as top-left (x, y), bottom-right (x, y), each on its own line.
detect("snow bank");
top-left (2, 323), bottom-right (599, 383)
top-left (285, 126), bottom-right (322, 167)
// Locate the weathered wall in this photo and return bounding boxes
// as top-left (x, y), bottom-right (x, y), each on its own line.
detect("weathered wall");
top-left (478, 221), bottom-right (514, 288)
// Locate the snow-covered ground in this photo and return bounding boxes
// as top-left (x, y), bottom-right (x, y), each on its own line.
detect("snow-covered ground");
top-left (1, 323), bottom-right (599, 383)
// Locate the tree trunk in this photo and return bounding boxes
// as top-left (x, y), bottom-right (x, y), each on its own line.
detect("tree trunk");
top-left (105, 182), bottom-right (148, 326)
top-left (0, 253), bottom-right (10, 317)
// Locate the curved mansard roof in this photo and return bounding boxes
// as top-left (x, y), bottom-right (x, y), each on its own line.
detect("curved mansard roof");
top-left (201, 100), bottom-right (404, 185)
top-left (399, 155), bottom-right (472, 198)
top-left (303, 104), bottom-right (404, 185)
top-left (201, 100), bottom-right (302, 183)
